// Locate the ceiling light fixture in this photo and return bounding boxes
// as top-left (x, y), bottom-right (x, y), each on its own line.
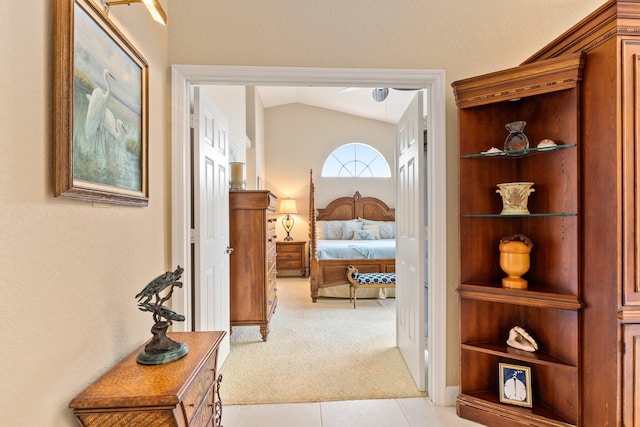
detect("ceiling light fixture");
top-left (104, 0), bottom-right (167, 25)
top-left (372, 88), bottom-right (389, 102)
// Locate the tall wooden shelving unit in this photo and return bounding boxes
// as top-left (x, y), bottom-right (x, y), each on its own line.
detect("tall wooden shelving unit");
top-left (454, 1), bottom-right (640, 425)
top-left (452, 54), bottom-right (585, 427)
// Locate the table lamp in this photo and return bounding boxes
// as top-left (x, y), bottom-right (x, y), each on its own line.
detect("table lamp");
top-left (278, 198), bottom-right (298, 241)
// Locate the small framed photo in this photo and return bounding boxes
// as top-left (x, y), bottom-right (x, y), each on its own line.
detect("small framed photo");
top-left (499, 363), bottom-right (533, 407)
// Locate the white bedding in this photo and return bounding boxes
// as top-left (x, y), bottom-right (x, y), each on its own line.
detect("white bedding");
top-left (315, 239), bottom-right (395, 260)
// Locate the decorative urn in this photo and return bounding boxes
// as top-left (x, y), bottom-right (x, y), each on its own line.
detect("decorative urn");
top-left (499, 234), bottom-right (533, 289)
top-left (496, 182), bottom-right (535, 215)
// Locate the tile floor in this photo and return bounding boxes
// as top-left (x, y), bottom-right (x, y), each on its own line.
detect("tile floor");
top-left (223, 398), bottom-right (484, 426)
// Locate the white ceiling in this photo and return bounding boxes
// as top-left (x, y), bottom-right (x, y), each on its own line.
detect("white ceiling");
top-left (256, 86), bottom-right (421, 124)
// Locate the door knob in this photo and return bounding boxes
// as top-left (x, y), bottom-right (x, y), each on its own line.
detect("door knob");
top-left (226, 246), bottom-right (234, 254)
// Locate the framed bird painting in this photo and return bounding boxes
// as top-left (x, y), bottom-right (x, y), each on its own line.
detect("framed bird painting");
top-left (54, 0), bottom-right (149, 206)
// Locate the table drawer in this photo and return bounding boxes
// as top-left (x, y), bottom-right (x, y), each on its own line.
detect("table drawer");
top-left (181, 352), bottom-right (217, 422)
top-left (190, 385), bottom-right (215, 427)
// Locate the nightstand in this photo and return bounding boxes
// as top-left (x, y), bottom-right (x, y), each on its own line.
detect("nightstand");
top-left (276, 241), bottom-right (307, 277)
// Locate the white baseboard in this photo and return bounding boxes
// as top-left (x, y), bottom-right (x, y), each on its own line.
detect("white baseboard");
top-left (445, 386), bottom-right (459, 407)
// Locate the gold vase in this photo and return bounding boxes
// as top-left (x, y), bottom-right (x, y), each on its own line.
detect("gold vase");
top-left (499, 240), bottom-right (531, 289)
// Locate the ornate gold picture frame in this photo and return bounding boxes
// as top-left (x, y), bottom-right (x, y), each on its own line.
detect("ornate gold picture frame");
top-left (54, 0), bottom-right (149, 206)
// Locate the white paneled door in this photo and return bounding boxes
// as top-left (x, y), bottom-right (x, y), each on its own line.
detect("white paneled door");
top-left (193, 87), bottom-right (231, 361)
top-left (396, 92), bottom-right (426, 391)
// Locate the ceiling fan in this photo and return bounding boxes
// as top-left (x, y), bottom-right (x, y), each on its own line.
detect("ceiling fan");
top-left (339, 87), bottom-right (421, 102)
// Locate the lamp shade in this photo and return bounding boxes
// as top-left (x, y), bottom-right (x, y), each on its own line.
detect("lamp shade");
top-left (142, 0), bottom-right (167, 25)
top-left (278, 198), bottom-right (298, 214)
top-left (105, 0), bottom-right (167, 25)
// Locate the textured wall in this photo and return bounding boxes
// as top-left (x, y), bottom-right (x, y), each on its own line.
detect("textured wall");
top-left (0, 1), bottom-right (169, 425)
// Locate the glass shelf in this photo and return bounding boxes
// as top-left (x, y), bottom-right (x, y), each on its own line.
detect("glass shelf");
top-left (461, 143), bottom-right (576, 159)
top-left (461, 213), bottom-right (576, 218)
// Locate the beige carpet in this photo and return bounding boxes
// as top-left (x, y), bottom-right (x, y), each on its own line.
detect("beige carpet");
top-left (219, 277), bottom-right (426, 405)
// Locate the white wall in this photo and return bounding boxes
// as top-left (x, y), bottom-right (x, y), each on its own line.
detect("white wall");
top-left (246, 87), bottom-right (267, 190)
top-left (264, 103), bottom-right (396, 243)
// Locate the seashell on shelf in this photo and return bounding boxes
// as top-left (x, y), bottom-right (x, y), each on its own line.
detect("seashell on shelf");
top-left (537, 139), bottom-right (557, 150)
top-left (506, 326), bottom-right (538, 352)
top-left (482, 147), bottom-right (502, 155)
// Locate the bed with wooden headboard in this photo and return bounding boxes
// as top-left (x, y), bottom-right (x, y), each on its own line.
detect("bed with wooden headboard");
top-left (308, 170), bottom-right (396, 302)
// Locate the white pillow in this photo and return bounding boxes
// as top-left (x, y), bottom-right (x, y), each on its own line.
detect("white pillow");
top-left (360, 218), bottom-right (395, 239)
top-left (316, 220), bottom-right (327, 240)
top-left (353, 229), bottom-right (375, 240)
top-left (316, 219), bottom-right (360, 240)
top-left (343, 220), bottom-right (362, 239)
top-left (362, 224), bottom-right (380, 239)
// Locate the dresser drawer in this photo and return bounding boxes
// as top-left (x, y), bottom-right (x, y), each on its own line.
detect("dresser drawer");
top-left (278, 258), bottom-right (300, 269)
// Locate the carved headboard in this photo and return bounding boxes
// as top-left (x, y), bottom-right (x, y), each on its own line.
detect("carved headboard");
top-left (316, 192), bottom-right (395, 221)
top-left (308, 169), bottom-right (395, 261)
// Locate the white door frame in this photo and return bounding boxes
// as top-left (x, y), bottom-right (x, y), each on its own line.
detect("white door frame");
top-left (170, 65), bottom-right (451, 406)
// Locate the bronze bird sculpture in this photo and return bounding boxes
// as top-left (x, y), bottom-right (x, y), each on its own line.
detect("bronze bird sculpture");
top-left (135, 265), bottom-right (184, 305)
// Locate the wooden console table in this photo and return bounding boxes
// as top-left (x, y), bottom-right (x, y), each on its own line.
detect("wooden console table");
top-left (69, 331), bottom-right (226, 427)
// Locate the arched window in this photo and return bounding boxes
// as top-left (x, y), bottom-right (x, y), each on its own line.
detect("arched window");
top-left (321, 143), bottom-right (391, 178)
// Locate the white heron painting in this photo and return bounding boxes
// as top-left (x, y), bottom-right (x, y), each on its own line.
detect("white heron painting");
top-left (72, 1), bottom-right (145, 193)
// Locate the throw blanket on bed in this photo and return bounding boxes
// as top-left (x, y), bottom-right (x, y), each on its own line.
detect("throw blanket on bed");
top-left (316, 239), bottom-right (395, 260)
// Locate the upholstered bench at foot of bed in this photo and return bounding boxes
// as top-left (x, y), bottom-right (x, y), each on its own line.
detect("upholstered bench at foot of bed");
top-left (345, 266), bottom-right (396, 309)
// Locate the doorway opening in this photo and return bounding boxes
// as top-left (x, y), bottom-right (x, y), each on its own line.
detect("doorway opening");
top-left (170, 65), bottom-right (450, 405)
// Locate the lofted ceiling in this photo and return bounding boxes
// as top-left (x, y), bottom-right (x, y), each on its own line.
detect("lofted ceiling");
top-left (256, 86), bottom-right (421, 124)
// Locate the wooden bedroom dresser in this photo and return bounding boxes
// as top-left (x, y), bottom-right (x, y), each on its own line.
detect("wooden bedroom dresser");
top-left (69, 331), bottom-right (225, 427)
top-left (229, 190), bottom-right (278, 342)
